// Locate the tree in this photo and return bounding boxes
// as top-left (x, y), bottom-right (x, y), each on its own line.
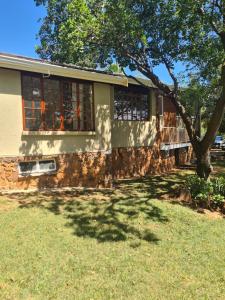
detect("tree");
top-left (35, 0), bottom-right (225, 179)
top-left (180, 78), bottom-right (221, 137)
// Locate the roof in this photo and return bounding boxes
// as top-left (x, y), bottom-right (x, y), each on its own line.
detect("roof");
top-left (128, 76), bottom-right (156, 89)
top-left (0, 52), bottom-right (128, 87)
top-left (0, 52), bottom-right (157, 89)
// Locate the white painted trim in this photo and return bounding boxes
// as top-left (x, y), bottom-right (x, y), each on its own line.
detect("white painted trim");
top-left (0, 54), bottom-right (128, 86)
top-left (160, 143), bottom-right (191, 150)
top-left (22, 131), bottom-right (96, 136)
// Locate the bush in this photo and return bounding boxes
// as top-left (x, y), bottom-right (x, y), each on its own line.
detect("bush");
top-left (211, 177), bottom-right (225, 195)
top-left (185, 175), bottom-right (225, 210)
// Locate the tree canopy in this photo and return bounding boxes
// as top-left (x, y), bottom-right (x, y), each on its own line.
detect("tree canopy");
top-left (35, 0), bottom-right (224, 81)
top-left (35, 0), bottom-right (225, 178)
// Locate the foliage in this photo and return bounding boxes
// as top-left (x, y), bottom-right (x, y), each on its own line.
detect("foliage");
top-left (106, 63), bottom-right (122, 74)
top-left (35, 0), bottom-right (102, 67)
top-left (185, 175), bottom-right (225, 209)
top-left (180, 78), bottom-right (221, 130)
top-left (35, 0), bottom-right (224, 82)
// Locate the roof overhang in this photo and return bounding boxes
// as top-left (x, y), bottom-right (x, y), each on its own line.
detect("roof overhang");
top-left (0, 54), bottom-right (128, 87)
top-left (128, 77), bottom-right (157, 89)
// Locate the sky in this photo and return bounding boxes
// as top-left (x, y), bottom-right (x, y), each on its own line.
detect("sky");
top-left (0, 0), bottom-right (182, 84)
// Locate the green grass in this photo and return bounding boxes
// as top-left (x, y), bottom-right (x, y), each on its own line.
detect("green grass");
top-left (0, 165), bottom-right (225, 299)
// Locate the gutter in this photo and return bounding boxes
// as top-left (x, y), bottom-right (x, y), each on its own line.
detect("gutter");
top-left (0, 54), bottom-right (128, 87)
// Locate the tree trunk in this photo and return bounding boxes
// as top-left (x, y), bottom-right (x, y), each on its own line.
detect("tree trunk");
top-left (195, 149), bottom-right (213, 180)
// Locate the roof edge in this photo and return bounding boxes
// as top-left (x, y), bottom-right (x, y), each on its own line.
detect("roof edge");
top-left (0, 53), bottom-right (128, 87)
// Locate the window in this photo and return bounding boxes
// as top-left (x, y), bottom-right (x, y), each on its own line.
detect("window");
top-left (22, 73), bottom-right (94, 131)
top-left (18, 159), bottom-right (56, 176)
top-left (114, 86), bottom-right (150, 121)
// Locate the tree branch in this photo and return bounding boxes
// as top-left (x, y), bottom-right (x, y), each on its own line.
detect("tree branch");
top-left (201, 65), bottom-right (225, 151)
top-left (125, 51), bottom-right (195, 142)
top-left (198, 6), bottom-right (221, 38)
top-left (162, 57), bottom-right (179, 96)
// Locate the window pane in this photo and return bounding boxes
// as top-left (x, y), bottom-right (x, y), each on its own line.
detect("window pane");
top-left (79, 83), bottom-right (93, 130)
top-left (25, 109), bottom-right (33, 118)
top-left (44, 79), bottom-right (61, 130)
top-left (63, 82), bottom-right (76, 130)
top-left (114, 86), bottom-right (149, 121)
top-left (39, 160), bottom-right (56, 171)
top-left (23, 75), bottom-right (41, 102)
top-left (22, 74), bottom-right (42, 130)
top-left (25, 110), bottom-right (42, 130)
top-left (62, 82), bottom-right (93, 131)
top-left (19, 161), bottom-right (37, 173)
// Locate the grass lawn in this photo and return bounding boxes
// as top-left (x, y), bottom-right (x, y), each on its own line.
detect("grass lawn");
top-left (0, 164), bottom-right (225, 299)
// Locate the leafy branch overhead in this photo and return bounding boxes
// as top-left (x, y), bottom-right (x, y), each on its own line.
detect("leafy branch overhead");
top-left (35, 0), bottom-right (224, 82)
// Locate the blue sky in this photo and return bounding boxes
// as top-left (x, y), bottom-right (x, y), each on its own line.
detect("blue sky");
top-left (0, 1), bottom-right (45, 57)
top-left (0, 0), bottom-right (181, 84)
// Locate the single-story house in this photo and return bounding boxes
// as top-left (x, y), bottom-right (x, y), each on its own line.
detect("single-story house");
top-left (0, 53), bottom-right (191, 191)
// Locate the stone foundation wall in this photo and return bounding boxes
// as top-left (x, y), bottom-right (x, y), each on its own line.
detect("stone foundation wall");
top-left (0, 152), bottom-right (112, 191)
top-left (0, 146), bottom-right (192, 191)
top-left (112, 147), bottom-right (176, 179)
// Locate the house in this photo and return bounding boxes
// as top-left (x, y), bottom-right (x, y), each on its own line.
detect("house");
top-left (0, 53), bottom-right (191, 191)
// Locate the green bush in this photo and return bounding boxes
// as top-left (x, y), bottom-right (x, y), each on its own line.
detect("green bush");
top-left (211, 177), bottom-right (225, 195)
top-left (185, 175), bottom-right (225, 210)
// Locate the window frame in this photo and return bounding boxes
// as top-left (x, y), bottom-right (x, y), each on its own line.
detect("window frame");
top-left (113, 85), bottom-right (151, 122)
top-left (18, 159), bottom-right (57, 176)
top-left (21, 72), bottom-right (95, 132)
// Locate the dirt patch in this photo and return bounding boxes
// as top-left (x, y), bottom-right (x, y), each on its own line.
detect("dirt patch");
top-left (197, 208), bottom-right (224, 219)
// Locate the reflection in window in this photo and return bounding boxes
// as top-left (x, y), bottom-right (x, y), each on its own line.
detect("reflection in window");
top-left (22, 75), bottom-right (42, 130)
top-left (114, 86), bottom-right (150, 121)
top-left (22, 73), bottom-right (94, 131)
top-left (44, 79), bottom-right (61, 130)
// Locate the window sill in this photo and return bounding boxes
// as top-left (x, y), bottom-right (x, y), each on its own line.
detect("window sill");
top-left (22, 131), bottom-right (96, 136)
top-left (113, 119), bottom-right (151, 122)
top-left (18, 171), bottom-right (57, 178)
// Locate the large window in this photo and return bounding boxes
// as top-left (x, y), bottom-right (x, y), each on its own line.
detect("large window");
top-left (22, 73), bottom-right (94, 131)
top-left (114, 86), bottom-right (150, 121)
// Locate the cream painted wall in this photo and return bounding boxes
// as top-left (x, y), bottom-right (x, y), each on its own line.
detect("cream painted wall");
top-left (0, 68), bottom-right (112, 157)
top-left (0, 68), bottom-right (157, 157)
top-left (111, 88), bottom-right (158, 148)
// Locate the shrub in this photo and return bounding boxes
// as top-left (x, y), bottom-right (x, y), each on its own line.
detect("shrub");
top-left (211, 177), bottom-right (225, 195)
top-left (185, 175), bottom-right (225, 210)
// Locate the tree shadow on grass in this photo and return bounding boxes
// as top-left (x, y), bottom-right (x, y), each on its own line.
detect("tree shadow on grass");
top-left (4, 174), bottom-right (183, 246)
top-left (116, 171), bottom-right (188, 200)
top-left (6, 170), bottom-right (193, 245)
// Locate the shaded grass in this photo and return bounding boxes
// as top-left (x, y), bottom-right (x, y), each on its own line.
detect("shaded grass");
top-left (0, 165), bottom-right (225, 299)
